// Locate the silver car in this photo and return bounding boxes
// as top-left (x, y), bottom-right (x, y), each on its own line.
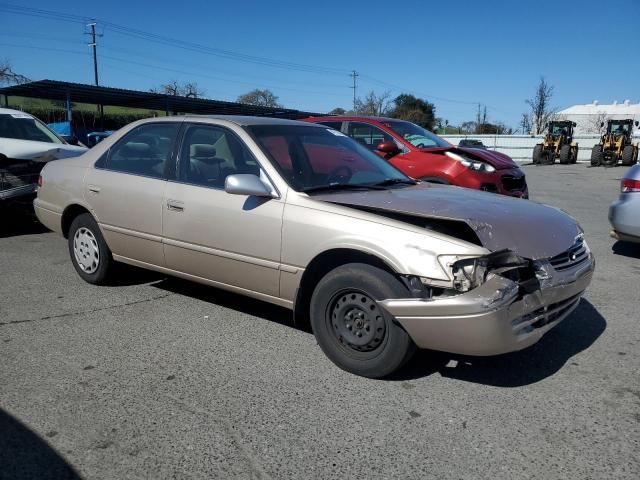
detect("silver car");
top-left (34, 116), bottom-right (594, 378)
top-left (609, 163), bottom-right (640, 243)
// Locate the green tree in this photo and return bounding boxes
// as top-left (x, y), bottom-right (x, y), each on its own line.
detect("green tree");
top-left (237, 89), bottom-right (282, 108)
top-left (387, 94), bottom-right (436, 130)
top-left (328, 107), bottom-right (346, 115)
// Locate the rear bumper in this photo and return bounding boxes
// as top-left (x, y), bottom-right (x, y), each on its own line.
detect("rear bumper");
top-left (33, 199), bottom-right (63, 234)
top-left (609, 195), bottom-right (640, 239)
top-left (380, 255), bottom-right (594, 356)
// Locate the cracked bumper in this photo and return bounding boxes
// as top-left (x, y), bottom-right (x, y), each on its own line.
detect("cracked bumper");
top-left (380, 255), bottom-right (594, 356)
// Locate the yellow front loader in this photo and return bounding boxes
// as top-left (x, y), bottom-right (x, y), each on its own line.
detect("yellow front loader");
top-left (533, 121), bottom-right (579, 165)
top-left (591, 119), bottom-right (639, 167)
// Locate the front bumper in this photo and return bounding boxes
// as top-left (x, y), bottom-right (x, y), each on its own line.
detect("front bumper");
top-left (380, 254), bottom-right (594, 356)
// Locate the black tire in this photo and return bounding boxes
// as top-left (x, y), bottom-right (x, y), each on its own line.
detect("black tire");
top-left (310, 263), bottom-right (416, 378)
top-left (532, 144), bottom-right (543, 164)
top-left (591, 145), bottom-right (603, 166)
top-left (559, 144), bottom-right (571, 164)
top-left (68, 213), bottom-right (114, 285)
top-left (571, 146), bottom-right (579, 163)
top-left (621, 145), bottom-right (635, 166)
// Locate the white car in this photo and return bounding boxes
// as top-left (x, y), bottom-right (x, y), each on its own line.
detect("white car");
top-left (0, 108), bottom-right (86, 201)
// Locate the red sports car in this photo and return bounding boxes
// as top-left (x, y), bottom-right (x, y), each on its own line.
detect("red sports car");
top-left (304, 116), bottom-right (528, 198)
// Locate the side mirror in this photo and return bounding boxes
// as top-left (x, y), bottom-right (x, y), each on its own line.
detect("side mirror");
top-left (225, 174), bottom-right (273, 197)
top-left (375, 141), bottom-right (400, 156)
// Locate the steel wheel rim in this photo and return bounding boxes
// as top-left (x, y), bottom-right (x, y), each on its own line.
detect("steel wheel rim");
top-left (327, 290), bottom-right (386, 353)
top-left (73, 227), bottom-right (100, 274)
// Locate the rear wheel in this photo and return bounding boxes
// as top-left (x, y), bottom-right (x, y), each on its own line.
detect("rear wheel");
top-left (310, 263), bottom-right (416, 378)
top-left (571, 146), bottom-right (579, 163)
top-left (591, 145), bottom-right (603, 166)
top-left (621, 145), bottom-right (635, 166)
top-left (559, 144), bottom-right (571, 164)
top-left (68, 213), bottom-right (114, 285)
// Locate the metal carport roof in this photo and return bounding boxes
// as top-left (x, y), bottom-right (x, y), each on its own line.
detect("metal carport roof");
top-left (0, 79), bottom-right (321, 119)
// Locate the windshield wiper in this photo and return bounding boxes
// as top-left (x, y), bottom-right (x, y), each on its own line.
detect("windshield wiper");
top-left (302, 183), bottom-right (387, 193)
top-left (368, 178), bottom-right (416, 187)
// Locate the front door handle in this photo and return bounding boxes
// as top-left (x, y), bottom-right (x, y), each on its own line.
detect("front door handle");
top-left (167, 199), bottom-right (184, 212)
top-left (87, 184), bottom-right (101, 193)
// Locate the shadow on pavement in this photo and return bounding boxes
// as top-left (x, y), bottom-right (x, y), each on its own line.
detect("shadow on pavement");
top-left (153, 277), bottom-right (311, 333)
top-left (0, 204), bottom-right (49, 239)
top-left (0, 409), bottom-right (82, 480)
top-left (149, 275), bottom-right (604, 387)
top-left (395, 299), bottom-right (606, 387)
top-left (612, 240), bottom-right (640, 259)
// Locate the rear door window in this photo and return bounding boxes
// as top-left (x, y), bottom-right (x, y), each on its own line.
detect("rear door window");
top-left (346, 122), bottom-right (395, 150)
top-left (105, 123), bottom-right (180, 179)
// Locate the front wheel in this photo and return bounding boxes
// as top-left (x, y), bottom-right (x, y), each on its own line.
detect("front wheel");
top-left (621, 145), bottom-right (635, 166)
top-left (68, 213), bottom-right (114, 285)
top-left (591, 145), bottom-right (603, 166)
top-left (310, 263), bottom-right (416, 378)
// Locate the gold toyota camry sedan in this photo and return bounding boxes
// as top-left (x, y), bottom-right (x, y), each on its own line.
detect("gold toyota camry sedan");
top-left (34, 116), bottom-right (594, 378)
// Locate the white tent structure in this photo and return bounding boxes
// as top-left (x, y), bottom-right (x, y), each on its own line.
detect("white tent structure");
top-left (558, 100), bottom-right (640, 135)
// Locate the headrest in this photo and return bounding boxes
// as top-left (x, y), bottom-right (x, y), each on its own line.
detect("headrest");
top-left (190, 144), bottom-right (217, 158)
top-left (122, 142), bottom-right (152, 156)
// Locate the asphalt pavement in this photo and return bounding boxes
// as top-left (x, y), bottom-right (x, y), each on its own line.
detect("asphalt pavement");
top-left (1, 163), bottom-right (639, 479)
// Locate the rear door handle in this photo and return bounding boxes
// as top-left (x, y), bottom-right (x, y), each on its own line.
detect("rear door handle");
top-left (167, 199), bottom-right (184, 212)
top-left (87, 184), bottom-right (101, 193)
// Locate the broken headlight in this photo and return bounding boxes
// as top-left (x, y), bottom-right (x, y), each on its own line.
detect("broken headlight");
top-left (451, 257), bottom-right (489, 292)
top-left (445, 151), bottom-right (496, 173)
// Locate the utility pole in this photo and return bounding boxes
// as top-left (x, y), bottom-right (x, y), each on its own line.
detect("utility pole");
top-left (86, 21), bottom-right (104, 129)
top-left (86, 21), bottom-right (100, 86)
top-left (350, 70), bottom-right (358, 112)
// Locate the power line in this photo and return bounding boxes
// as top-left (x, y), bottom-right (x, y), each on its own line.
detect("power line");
top-left (0, 2), bottom-right (501, 111)
top-left (0, 3), bottom-right (350, 76)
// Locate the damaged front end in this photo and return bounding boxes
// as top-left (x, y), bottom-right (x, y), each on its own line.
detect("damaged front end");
top-left (382, 239), bottom-right (594, 356)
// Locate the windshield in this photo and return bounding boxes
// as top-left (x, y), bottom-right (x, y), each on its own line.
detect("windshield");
top-left (0, 113), bottom-right (63, 144)
top-left (246, 125), bottom-right (413, 192)
top-left (550, 123), bottom-right (570, 136)
top-left (381, 120), bottom-right (450, 148)
top-left (608, 122), bottom-right (630, 134)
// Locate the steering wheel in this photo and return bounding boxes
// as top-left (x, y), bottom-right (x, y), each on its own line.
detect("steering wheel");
top-left (415, 143), bottom-right (426, 148)
top-left (326, 165), bottom-right (353, 184)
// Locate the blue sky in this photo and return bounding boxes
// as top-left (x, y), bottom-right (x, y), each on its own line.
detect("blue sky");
top-left (1, 0), bottom-right (638, 127)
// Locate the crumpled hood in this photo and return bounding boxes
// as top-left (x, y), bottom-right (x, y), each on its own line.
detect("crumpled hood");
top-left (420, 146), bottom-right (519, 170)
top-left (311, 183), bottom-right (581, 260)
top-left (0, 139), bottom-right (87, 162)
top-left (454, 147), bottom-right (519, 170)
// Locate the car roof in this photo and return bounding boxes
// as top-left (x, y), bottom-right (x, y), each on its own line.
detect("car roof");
top-left (305, 115), bottom-right (402, 124)
top-left (0, 107), bottom-right (34, 117)
top-left (182, 115), bottom-right (325, 127)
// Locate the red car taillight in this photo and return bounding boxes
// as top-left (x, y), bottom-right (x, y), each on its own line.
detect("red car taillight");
top-left (37, 175), bottom-right (43, 188)
top-left (622, 178), bottom-right (640, 193)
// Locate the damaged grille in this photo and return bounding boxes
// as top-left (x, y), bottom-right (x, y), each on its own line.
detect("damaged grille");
top-left (501, 175), bottom-right (526, 191)
top-left (549, 237), bottom-right (588, 271)
top-left (512, 293), bottom-right (582, 335)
